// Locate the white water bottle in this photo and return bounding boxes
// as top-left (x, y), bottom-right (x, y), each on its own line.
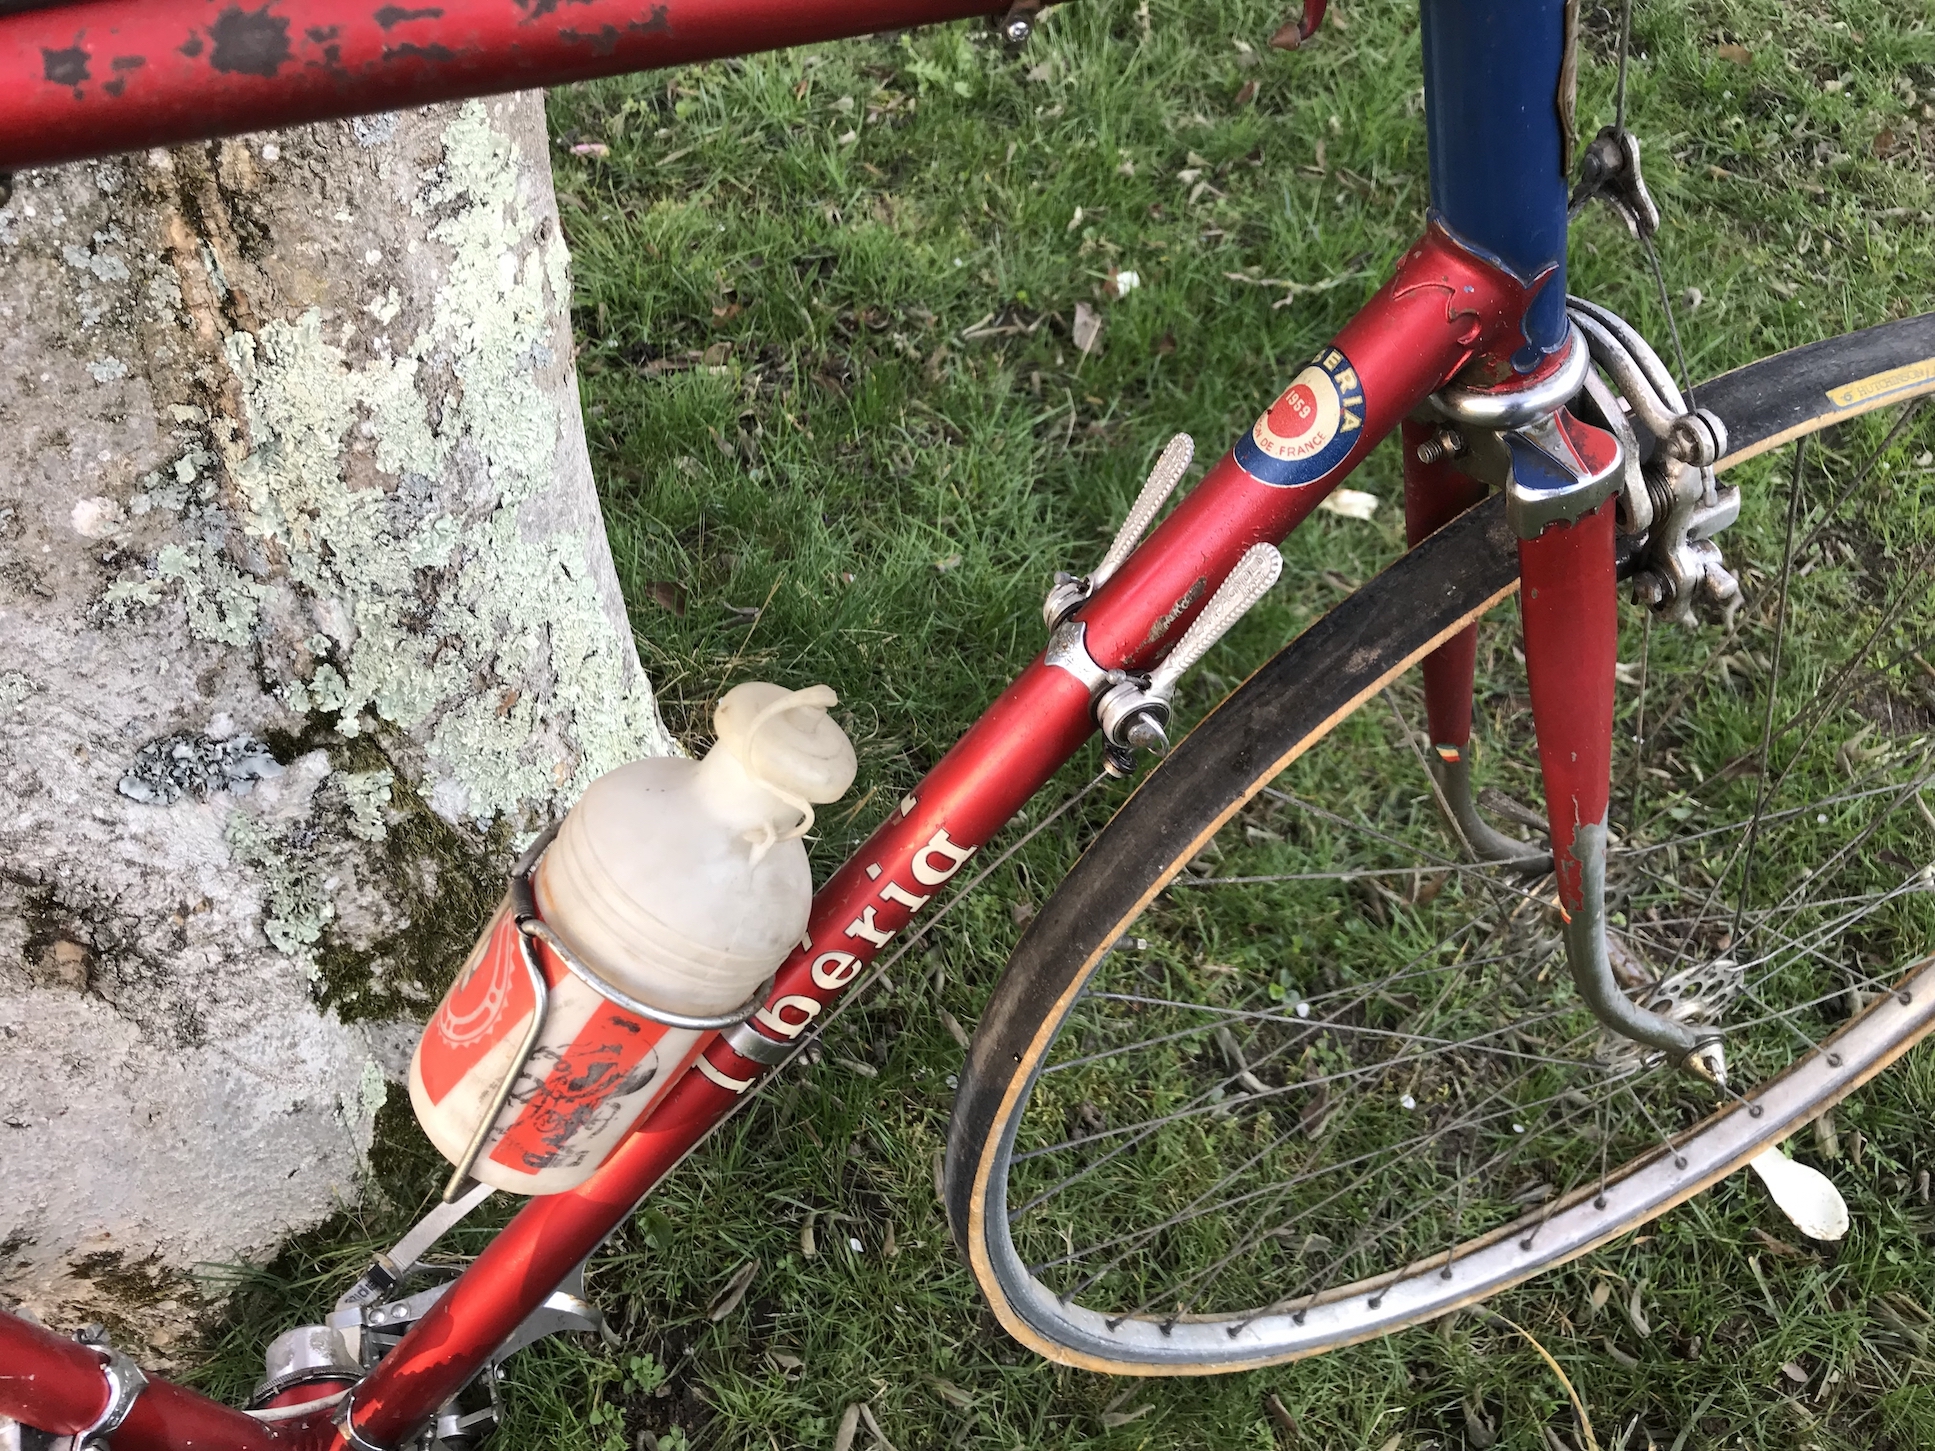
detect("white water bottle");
top-left (408, 683), bottom-right (856, 1194)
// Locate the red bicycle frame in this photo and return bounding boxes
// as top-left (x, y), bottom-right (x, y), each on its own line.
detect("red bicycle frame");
top-left (0, 2), bottom-right (1607, 1447)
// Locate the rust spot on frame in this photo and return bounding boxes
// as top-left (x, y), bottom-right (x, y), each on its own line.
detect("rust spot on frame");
top-left (374, 5), bottom-right (445, 28)
top-left (42, 45), bottom-right (90, 89)
top-left (384, 41), bottom-right (458, 61)
top-left (208, 5), bottom-right (293, 77)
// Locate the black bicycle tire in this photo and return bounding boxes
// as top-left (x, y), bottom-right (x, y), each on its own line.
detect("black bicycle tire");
top-left (944, 321), bottom-right (1935, 1373)
top-left (1705, 310), bottom-right (1935, 469)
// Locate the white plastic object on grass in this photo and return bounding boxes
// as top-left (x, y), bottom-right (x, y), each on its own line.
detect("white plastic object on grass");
top-left (1317, 488), bottom-right (1379, 521)
top-left (410, 682), bottom-right (856, 1194)
top-left (1748, 1144), bottom-right (1849, 1241)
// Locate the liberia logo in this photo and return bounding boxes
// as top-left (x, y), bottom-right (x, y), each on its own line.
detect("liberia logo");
top-left (1234, 348), bottom-right (1366, 487)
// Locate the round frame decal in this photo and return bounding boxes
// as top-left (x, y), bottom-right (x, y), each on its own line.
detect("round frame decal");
top-left (1234, 347), bottom-right (1366, 488)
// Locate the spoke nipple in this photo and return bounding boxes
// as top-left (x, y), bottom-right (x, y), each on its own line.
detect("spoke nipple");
top-left (1674, 1155), bottom-right (1688, 1170)
top-left (1748, 1103), bottom-right (1764, 1118)
top-left (1367, 1295), bottom-right (1383, 1309)
top-left (1518, 1237), bottom-right (1534, 1251)
top-left (1440, 1267), bottom-right (1454, 1280)
top-left (1293, 1311), bottom-right (1306, 1326)
top-left (1594, 1194), bottom-right (1608, 1210)
top-left (1827, 1053), bottom-right (1843, 1068)
top-left (1900, 990), bottom-right (1914, 1005)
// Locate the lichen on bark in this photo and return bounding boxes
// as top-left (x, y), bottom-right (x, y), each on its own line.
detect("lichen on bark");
top-left (0, 93), bottom-right (667, 1343)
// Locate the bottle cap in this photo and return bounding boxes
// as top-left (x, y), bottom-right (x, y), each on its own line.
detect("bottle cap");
top-left (714, 682), bottom-right (857, 807)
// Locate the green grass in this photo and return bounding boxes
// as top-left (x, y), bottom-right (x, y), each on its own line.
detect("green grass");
top-left (196, 2), bottom-right (1935, 1447)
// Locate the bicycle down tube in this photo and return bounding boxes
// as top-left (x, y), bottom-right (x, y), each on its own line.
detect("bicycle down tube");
top-left (0, 2), bottom-right (1594, 1447)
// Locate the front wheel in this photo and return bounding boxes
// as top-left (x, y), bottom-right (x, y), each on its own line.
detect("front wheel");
top-left (946, 377), bottom-right (1935, 1373)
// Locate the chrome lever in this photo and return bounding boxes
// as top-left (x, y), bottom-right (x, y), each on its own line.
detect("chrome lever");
top-left (1094, 543), bottom-right (1284, 761)
top-left (1094, 433), bottom-right (1194, 590)
top-left (1044, 433), bottom-right (1194, 628)
top-left (1148, 543), bottom-right (1282, 702)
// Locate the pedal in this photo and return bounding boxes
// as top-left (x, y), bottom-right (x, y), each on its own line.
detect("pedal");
top-left (1094, 542), bottom-right (1283, 758)
top-left (1043, 434), bottom-right (1194, 630)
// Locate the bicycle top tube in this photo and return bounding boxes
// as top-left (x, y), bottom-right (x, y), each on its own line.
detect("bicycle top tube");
top-left (0, 0), bottom-right (1010, 173)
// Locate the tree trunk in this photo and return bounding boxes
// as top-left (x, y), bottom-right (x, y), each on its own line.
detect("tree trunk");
top-left (0, 92), bottom-right (668, 1354)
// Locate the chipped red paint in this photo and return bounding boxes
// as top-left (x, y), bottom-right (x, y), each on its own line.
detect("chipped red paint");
top-left (0, 0), bottom-right (1010, 172)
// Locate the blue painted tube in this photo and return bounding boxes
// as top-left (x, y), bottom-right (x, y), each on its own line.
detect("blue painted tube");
top-left (1419, 0), bottom-right (1572, 369)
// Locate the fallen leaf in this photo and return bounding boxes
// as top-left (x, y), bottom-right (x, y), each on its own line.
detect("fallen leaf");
top-left (1100, 1405), bottom-right (1155, 1428)
top-left (1715, 42), bottom-right (1752, 65)
top-left (1108, 267), bottom-right (1143, 298)
top-left (1751, 1228), bottom-right (1807, 1258)
top-left (570, 141), bottom-right (610, 157)
top-left (927, 1377), bottom-right (974, 1410)
top-left (647, 581), bottom-right (687, 616)
top-left (1874, 129), bottom-right (1897, 155)
top-left (1601, 1337), bottom-right (1639, 1369)
top-left (767, 1350), bottom-right (804, 1377)
top-left (1588, 1280), bottom-right (1612, 1316)
top-left (800, 1212), bottom-right (817, 1260)
top-left (832, 1403), bottom-right (862, 1451)
top-left (1264, 1391), bottom-right (1302, 1444)
top-left (1750, 1145), bottom-right (1850, 1240)
top-left (858, 1403), bottom-right (900, 1451)
top-left (1072, 301), bottom-right (1104, 355)
top-left (835, 1056), bottom-right (878, 1079)
top-left (701, 340), bottom-right (733, 366)
top-left (940, 1009), bottom-right (971, 1048)
top-left (1782, 1360), bottom-right (1810, 1384)
top-left (1627, 1278), bottom-right (1651, 1337)
top-left (1317, 488), bottom-right (1378, 521)
top-left (706, 1258), bottom-right (760, 1321)
top-left (933, 552), bottom-right (963, 572)
top-left (1010, 900), bottom-right (1036, 926)
top-left (1234, 79), bottom-right (1259, 107)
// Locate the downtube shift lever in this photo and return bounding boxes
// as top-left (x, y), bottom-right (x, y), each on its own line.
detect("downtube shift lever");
top-left (1043, 434), bottom-right (1195, 630)
top-left (1093, 543), bottom-right (1284, 759)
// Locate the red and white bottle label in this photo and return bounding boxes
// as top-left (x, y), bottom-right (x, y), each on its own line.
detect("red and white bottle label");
top-left (416, 899), bottom-right (708, 1185)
